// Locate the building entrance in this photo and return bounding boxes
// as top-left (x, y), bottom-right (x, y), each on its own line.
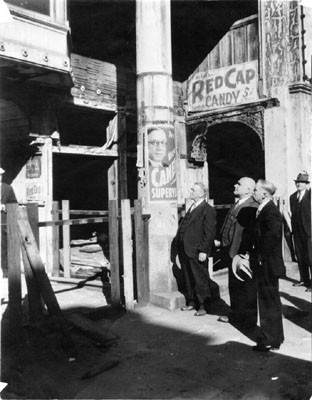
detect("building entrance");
top-left (206, 121), bottom-right (264, 205)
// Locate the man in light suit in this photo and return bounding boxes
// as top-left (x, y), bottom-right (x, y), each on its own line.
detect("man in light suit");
top-left (175, 182), bottom-right (216, 316)
top-left (252, 179), bottom-right (285, 351)
top-left (217, 177), bottom-right (258, 330)
top-left (289, 172), bottom-right (311, 292)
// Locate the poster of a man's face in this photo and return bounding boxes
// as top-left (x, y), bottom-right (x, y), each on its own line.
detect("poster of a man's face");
top-left (148, 128), bottom-right (168, 167)
top-left (146, 125), bottom-right (177, 202)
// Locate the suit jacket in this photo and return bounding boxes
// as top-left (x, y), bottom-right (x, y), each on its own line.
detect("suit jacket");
top-left (221, 197), bottom-right (258, 258)
top-left (1, 182), bottom-right (17, 205)
top-left (176, 201), bottom-right (216, 259)
top-left (289, 188), bottom-right (311, 237)
top-left (255, 200), bottom-right (285, 277)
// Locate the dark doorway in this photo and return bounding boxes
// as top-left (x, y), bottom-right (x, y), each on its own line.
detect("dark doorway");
top-left (206, 121), bottom-right (264, 205)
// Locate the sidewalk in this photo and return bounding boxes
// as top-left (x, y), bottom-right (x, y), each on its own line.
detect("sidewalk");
top-left (1, 262), bottom-right (311, 399)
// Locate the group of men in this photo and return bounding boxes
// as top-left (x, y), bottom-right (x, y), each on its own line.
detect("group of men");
top-left (174, 172), bottom-right (311, 352)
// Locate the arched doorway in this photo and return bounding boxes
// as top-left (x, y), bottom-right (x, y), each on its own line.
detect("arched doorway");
top-left (206, 121), bottom-right (264, 205)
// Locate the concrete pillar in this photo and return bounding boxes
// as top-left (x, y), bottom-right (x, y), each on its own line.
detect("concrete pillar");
top-left (136, 0), bottom-right (183, 310)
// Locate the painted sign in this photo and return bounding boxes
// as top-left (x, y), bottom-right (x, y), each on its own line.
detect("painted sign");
top-left (146, 125), bottom-right (177, 202)
top-left (26, 156), bottom-right (41, 179)
top-left (188, 61), bottom-right (258, 112)
top-left (26, 182), bottom-right (43, 201)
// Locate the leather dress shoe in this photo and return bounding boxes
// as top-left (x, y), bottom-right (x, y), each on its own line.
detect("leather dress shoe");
top-left (217, 316), bottom-right (229, 323)
top-left (293, 281), bottom-right (305, 287)
top-left (252, 344), bottom-right (272, 352)
top-left (194, 308), bottom-right (207, 316)
top-left (181, 305), bottom-right (194, 311)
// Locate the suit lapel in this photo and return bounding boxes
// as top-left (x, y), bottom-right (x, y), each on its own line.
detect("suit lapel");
top-left (186, 201), bottom-right (205, 225)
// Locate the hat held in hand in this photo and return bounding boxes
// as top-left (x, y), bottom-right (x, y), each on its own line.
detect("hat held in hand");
top-left (232, 254), bottom-right (253, 282)
top-left (294, 171), bottom-right (309, 183)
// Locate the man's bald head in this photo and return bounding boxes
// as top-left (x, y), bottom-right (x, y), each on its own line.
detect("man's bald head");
top-left (234, 177), bottom-right (256, 199)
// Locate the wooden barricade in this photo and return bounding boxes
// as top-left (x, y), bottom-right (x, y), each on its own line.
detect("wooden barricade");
top-left (36, 199), bottom-right (149, 310)
top-left (6, 204), bottom-right (76, 356)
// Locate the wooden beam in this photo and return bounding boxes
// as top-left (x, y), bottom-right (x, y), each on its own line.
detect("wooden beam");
top-left (52, 202), bottom-right (60, 277)
top-left (134, 199), bottom-right (149, 302)
top-left (118, 112), bottom-right (128, 200)
top-left (55, 210), bottom-right (109, 216)
top-left (62, 200), bottom-right (71, 278)
top-left (6, 204), bottom-right (22, 325)
top-left (23, 205), bottom-right (43, 320)
top-left (108, 200), bottom-right (120, 306)
top-left (26, 203), bottom-right (40, 246)
top-left (52, 145), bottom-right (118, 157)
top-left (39, 216), bottom-right (109, 227)
top-left (121, 199), bottom-right (134, 310)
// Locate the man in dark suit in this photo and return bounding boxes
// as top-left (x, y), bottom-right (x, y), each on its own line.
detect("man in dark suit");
top-left (252, 179), bottom-right (285, 351)
top-left (1, 167), bottom-right (17, 278)
top-left (175, 182), bottom-right (216, 316)
top-left (217, 177), bottom-right (258, 330)
top-left (289, 171), bottom-right (311, 292)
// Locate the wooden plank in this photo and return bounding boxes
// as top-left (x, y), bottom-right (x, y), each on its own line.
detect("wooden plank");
top-left (134, 199), bottom-right (148, 302)
top-left (38, 216), bottom-right (109, 227)
top-left (118, 112), bottom-right (128, 200)
top-left (109, 200), bottom-right (120, 306)
top-left (6, 204), bottom-right (22, 325)
top-left (121, 199), bottom-right (134, 310)
top-left (247, 20), bottom-right (258, 61)
top-left (233, 25), bottom-right (247, 64)
top-left (52, 202), bottom-right (60, 277)
top-left (62, 200), bottom-right (71, 278)
top-left (17, 206), bottom-right (76, 356)
top-left (26, 203), bottom-right (39, 246)
top-left (56, 210), bottom-right (109, 216)
top-left (20, 238), bottom-right (43, 322)
top-left (52, 145), bottom-right (118, 157)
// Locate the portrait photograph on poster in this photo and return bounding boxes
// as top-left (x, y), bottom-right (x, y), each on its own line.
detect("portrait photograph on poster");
top-left (146, 125), bottom-right (177, 202)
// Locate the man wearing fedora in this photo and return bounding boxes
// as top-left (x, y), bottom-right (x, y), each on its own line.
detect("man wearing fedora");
top-left (289, 171), bottom-right (312, 292)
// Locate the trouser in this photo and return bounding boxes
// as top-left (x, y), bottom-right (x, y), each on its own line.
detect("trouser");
top-left (293, 229), bottom-right (312, 286)
top-left (256, 264), bottom-right (284, 346)
top-left (228, 265), bottom-right (257, 329)
top-left (219, 246), bottom-right (257, 329)
top-left (178, 245), bottom-right (211, 308)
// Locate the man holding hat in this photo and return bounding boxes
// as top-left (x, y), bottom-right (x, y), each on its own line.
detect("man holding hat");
top-left (1, 167), bottom-right (17, 278)
top-left (289, 171), bottom-right (312, 292)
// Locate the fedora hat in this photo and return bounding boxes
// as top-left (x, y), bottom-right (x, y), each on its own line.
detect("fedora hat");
top-left (232, 254), bottom-right (253, 282)
top-left (294, 171), bottom-right (310, 183)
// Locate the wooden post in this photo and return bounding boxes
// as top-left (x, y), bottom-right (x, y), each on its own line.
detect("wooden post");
top-left (121, 199), bottom-right (134, 310)
top-left (7, 204), bottom-right (22, 325)
top-left (118, 111), bottom-right (127, 200)
top-left (52, 201), bottom-right (60, 277)
top-left (62, 200), bottom-right (71, 278)
top-left (108, 200), bottom-right (120, 306)
top-left (134, 199), bottom-right (149, 302)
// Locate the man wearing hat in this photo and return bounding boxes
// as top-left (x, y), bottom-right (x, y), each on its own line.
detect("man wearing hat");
top-left (1, 167), bottom-right (17, 278)
top-left (289, 171), bottom-right (312, 292)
